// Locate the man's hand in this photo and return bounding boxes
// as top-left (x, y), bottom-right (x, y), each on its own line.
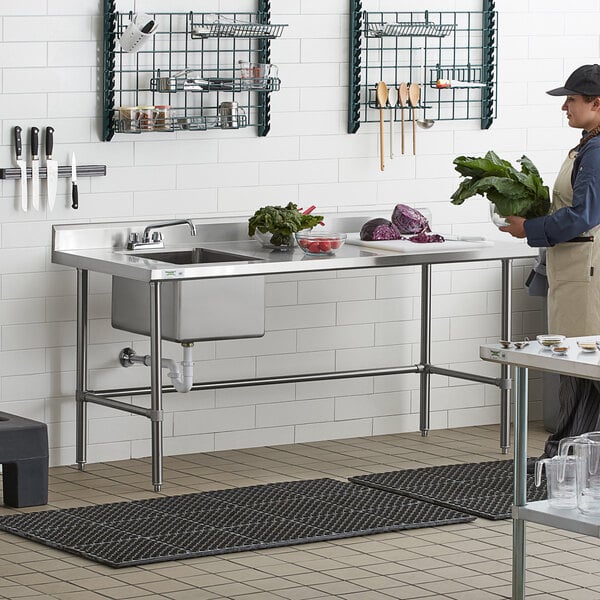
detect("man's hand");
top-left (499, 215), bottom-right (527, 238)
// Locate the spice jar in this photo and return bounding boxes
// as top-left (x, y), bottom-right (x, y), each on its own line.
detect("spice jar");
top-left (153, 105), bottom-right (171, 130)
top-left (137, 105), bottom-right (154, 131)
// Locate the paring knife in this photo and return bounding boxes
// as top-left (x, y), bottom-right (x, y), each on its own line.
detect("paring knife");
top-left (71, 152), bottom-right (78, 209)
top-left (45, 127), bottom-right (58, 211)
top-left (13, 126), bottom-right (27, 212)
top-left (30, 126), bottom-right (40, 210)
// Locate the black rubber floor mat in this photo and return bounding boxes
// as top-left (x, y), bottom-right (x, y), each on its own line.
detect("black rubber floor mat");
top-left (349, 459), bottom-right (547, 520)
top-left (0, 478), bottom-right (474, 567)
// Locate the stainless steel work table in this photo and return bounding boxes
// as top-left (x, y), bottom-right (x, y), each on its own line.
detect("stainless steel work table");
top-left (481, 339), bottom-right (600, 600)
top-left (52, 219), bottom-right (538, 491)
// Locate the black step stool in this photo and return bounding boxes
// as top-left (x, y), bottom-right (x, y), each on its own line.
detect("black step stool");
top-left (0, 412), bottom-right (48, 507)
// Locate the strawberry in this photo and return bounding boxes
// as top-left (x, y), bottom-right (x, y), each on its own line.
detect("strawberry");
top-left (319, 240), bottom-right (332, 252)
top-left (308, 241), bottom-right (321, 253)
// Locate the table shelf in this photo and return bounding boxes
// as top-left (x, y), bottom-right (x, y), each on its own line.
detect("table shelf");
top-left (514, 501), bottom-right (600, 538)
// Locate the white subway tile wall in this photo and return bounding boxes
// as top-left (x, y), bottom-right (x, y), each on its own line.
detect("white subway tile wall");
top-left (1, 0), bottom-right (590, 467)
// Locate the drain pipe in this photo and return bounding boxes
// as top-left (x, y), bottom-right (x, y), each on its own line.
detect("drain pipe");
top-left (119, 345), bottom-right (194, 393)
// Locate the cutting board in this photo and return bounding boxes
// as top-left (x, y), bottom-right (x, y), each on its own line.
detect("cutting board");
top-left (346, 233), bottom-right (493, 254)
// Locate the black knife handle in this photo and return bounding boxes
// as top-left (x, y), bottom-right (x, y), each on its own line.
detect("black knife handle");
top-left (45, 126), bottom-right (54, 159)
top-left (31, 127), bottom-right (39, 159)
top-left (72, 182), bottom-right (79, 209)
top-left (14, 126), bottom-right (22, 160)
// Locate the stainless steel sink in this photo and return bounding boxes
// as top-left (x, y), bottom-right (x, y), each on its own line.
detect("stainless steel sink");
top-left (112, 247), bottom-right (265, 343)
top-left (131, 247), bottom-right (257, 265)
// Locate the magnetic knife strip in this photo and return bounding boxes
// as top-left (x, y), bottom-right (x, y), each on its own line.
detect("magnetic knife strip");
top-left (0, 165), bottom-right (106, 179)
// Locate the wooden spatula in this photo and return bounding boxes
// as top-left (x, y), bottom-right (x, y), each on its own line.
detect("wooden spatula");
top-left (376, 81), bottom-right (388, 171)
top-left (408, 83), bottom-right (420, 155)
top-left (398, 83), bottom-right (408, 155)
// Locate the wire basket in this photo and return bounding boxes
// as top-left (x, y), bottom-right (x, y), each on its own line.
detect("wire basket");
top-left (365, 22), bottom-right (455, 38)
top-left (191, 21), bottom-right (287, 39)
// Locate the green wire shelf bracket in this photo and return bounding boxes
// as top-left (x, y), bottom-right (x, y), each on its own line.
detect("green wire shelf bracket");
top-left (481, 0), bottom-right (496, 130)
top-left (257, 0), bottom-right (272, 137)
top-left (348, 0), bottom-right (362, 134)
top-left (103, 0), bottom-right (117, 141)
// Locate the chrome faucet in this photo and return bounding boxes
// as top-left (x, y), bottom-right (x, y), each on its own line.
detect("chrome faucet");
top-left (127, 219), bottom-right (197, 250)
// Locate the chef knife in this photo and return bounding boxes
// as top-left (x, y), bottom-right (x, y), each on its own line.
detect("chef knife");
top-left (30, 126), bottom-right (40, 210)
top-left (71, 152), bottom-right (78, 209)
top-left (45, 126), bottom-right (58, 211)
top-left (13, 126), bottom-right (27, 212)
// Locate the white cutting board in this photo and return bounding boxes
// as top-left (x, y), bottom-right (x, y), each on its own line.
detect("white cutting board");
top-left (346, 233), bottom-right (493, 253)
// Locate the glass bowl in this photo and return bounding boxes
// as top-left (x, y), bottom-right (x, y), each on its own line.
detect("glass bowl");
top-left (295, 232), bottom-right (346, 256)
top-left (537, 334), bottom-right (566, 348)
top-left (489, 202), bottom-right (509, 227)
top-left (253, 230), bottom-right (294, 251)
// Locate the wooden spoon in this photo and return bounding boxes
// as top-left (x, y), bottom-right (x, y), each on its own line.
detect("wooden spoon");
top-left (398, 83), bottom-right (408, 155)
top-left (376, 81), bottom-right (388, 171)
top-left (408, 82), bottom-right (420, 155)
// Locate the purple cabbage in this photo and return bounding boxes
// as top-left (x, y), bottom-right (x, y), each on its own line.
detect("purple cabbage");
top-left (408, 232), bottom-right (445, 243)
top-left (360, 218), bottom-right (401, 241)
top-left (391, 204), bottom-right (430, 235)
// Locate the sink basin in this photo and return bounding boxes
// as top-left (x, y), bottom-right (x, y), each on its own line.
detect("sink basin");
top-left (132, 247), bottom-right (257, 265)
top-left (112, 247), bottom-right (265, 343)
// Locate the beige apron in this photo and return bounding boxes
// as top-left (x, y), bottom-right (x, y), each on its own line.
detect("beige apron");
top-left (547, 150), bottom-right (600, 336)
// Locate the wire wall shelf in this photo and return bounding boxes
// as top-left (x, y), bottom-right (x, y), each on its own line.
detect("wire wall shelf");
top-left (103, 1), bottom-right (281, 141)
top-left (348, 1), bottom-right (497, 133)
top-left (365, 21), bottom-right (456, 38)
top-left (190, 15), bottom-right (287, 39)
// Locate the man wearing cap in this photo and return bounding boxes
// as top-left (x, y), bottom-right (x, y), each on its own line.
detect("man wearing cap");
top-left (501, 64), bottom-right (600, 464)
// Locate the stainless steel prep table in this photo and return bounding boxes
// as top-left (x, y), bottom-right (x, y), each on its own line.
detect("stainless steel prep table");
top-left (481, 339), bottom-right (600, 600)
top-left (52, 219), bottom-right (538, 491)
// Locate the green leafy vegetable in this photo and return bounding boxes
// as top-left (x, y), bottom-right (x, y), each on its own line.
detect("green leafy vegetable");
top-left (248, 202), bottom-right (324, 246)
top-left (450, 151), bottom-right (550, 219)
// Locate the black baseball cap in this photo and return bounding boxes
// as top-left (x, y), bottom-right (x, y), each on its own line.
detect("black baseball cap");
top-left (547, 64), bottom-right (600, 96)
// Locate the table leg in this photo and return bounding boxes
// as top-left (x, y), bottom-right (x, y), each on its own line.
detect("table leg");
top-left (420, 264), bottom-right (432, 436)
top-left (76, 269), bottom-right (88, 471)
top-left (500, 259), bottom-right (513, 454)
top-left (512, 365), bottom-right (528, 600)
top-left (150, 281), bottom-right (164, 492)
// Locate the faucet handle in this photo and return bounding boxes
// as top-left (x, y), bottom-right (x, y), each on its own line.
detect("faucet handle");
top-left (151, 231), bottom-right (163, 243)
top-left (126, 232), bottom-right (140, 250)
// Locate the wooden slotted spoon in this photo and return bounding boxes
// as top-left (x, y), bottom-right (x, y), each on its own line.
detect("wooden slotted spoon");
top-left (376, 81), bottom-right (388, 171)
top-left (398, 83), bottom-right (408, 155)
top-left (408, 82), bottom-right (420, 155)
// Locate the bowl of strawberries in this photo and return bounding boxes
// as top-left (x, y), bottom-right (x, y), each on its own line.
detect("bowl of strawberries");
top-left (294, 231), bottom-right (346, 256)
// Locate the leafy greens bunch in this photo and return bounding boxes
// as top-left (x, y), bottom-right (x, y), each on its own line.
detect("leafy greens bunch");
top-left (450, 151), bottom-right (550, 219)
top-left (248, 202), bottom-right (324, 246)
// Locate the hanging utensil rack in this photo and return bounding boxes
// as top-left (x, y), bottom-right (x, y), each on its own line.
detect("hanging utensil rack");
top-left (102, 0), bottom-right (286, 141)
top-left (348, 0), bottom-right (497, 133)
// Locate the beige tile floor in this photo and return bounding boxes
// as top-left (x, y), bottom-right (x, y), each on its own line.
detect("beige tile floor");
top-left (1, 422), bottom-right (599, 600)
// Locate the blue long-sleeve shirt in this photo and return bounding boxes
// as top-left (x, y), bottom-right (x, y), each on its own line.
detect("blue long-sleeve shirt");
top-left (524, 134), bottom-right (600, 247)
